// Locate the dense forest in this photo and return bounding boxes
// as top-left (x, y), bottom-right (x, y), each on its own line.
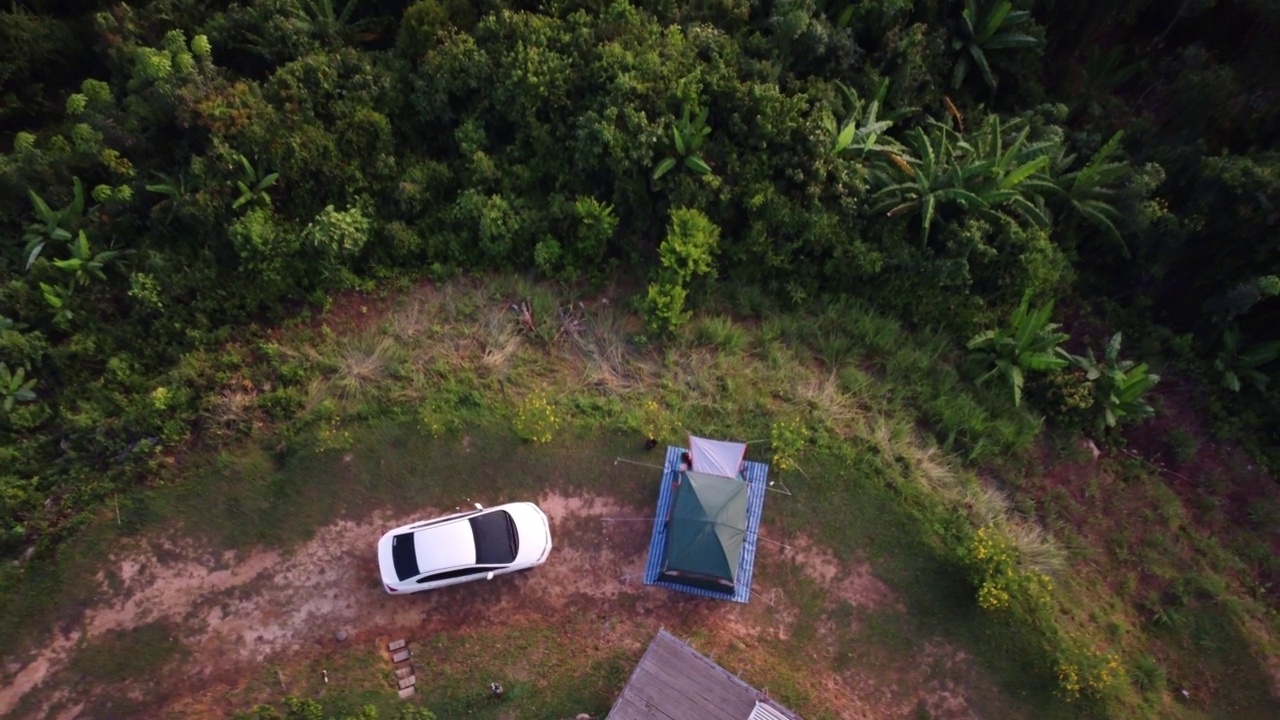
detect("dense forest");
top-left (1, 0), bottom-right (1278, 557)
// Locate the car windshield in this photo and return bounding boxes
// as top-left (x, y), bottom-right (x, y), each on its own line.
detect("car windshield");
top-left (470, 510), bottom-right (518, 565)
top-left (390, 532), bottom-right (419, 581)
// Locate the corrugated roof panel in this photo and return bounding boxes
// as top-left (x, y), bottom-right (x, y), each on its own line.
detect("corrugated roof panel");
top-left (747, 701), bottom-right (791, 720)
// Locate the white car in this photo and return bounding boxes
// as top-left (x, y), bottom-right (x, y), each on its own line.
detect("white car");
top-left (377, 502), bottom-right (552, 594)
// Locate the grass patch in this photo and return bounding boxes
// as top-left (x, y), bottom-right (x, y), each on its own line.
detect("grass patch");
top-left (8, 277), bottom-right (1279, 719)
top-left (66, 621), bottom-right (189, 684)
top-left (413, 623), bottom-right (632, 719)
top-left (229, 646), bottom-right (398, 718)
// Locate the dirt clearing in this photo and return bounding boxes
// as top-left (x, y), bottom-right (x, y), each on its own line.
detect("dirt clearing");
top-left (2, 489), bottom-right (1015, 719)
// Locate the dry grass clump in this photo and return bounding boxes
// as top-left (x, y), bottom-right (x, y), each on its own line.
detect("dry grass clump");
top-left (481, 306), bottom-right (523, 369)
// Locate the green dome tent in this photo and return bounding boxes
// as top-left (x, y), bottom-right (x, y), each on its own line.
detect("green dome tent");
top-left (658, 470), bottom-right (749, 593)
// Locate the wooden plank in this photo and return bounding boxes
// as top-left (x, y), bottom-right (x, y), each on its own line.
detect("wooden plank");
top-left (391, 649), bottom-right (411, 663)
top-left (398, 675), bottom-right (416, 690)
top-left (614, 632), bottom-right (759, 720)
top-left (388, 639), bottom-right (407, 652)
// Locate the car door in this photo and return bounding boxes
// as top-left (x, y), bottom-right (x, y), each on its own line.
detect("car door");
top-left (414, 565), bottom-right (500, 591)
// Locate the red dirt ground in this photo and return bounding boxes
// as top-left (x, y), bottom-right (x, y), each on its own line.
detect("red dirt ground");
top-left (1, 490), bottom-right (1011, 720)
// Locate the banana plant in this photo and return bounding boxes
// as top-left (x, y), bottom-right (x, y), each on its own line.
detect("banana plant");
top-left (52, 231), bottom-right (119, 288)
top-left (232, 154), bottom-right (279, 210)
top-left (1214, 325), bottom-right (1280, 392)
top-left (968, 290), bottom-right (1071, 405)
top-left (0, 363), bottom-right (38, 415)
top-left (1072, 332), bottom-right (1160, 432)
top-left (38, 282), bottom-right (74, 328)
top-left (1050, 131), bottom-right (1129, 253)
top-left (652, 103), bottom-right (713, 180)
top-left (952, 0), bottom-right (1040, 92)
top-left (1069, 46), bottom-right (1143, 120)
top-left (831, 79), bottom-right (915, 158)
top-left (146, 170), bottom-right (200, 224)
top-left (870, 117), bottom-right (1053, 247)
top-left (22, 178), bottom-right (85, 270)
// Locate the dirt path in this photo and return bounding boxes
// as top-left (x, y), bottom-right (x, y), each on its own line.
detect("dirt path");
top-left (1, 492), bottom-right (1006, 720)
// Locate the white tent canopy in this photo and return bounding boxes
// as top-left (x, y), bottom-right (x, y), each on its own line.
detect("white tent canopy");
top-left (687, 435), bottom-right (747, 479)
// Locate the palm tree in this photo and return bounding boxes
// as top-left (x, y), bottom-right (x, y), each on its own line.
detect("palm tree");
top-left (293, 0), bottom-right (377, 46)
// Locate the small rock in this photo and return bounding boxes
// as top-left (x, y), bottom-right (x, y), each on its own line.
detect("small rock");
top-left (577, 715), bottom-right (592, 720)
top-left (335, 629), bottom-right (348, 642)
top-left (1079, 438), bottom-right (1101, 461)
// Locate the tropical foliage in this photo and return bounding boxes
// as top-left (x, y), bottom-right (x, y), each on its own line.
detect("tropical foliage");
top-left (967, 291), bottom-right (1070, 406)
top-left (2, 1), bottom-right (1280, 716)
top-left (0, 0), bottom-right (1276, 656)
top-left (1071, 333), bottom-right (1161, 434)
top-left (950, 0), bottom-right (1040, 92)
top-left (1214, 325), bottom-right (1280, 393)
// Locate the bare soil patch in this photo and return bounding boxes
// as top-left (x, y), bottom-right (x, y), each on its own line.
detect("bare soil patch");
top-left (3, 489), bottom-right (1011, 719)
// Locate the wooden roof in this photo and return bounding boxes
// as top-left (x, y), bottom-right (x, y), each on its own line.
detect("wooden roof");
top-left (607, 630), bottom-right (799, 720)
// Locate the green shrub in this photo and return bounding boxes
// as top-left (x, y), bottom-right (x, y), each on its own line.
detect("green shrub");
top-left (1128, 654), bottom-right (1167, 694)
top-left (643, 208), bottom-right (720, 336)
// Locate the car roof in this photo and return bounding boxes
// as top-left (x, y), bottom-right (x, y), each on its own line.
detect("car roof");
top-left (412, 517), bottom-right (477, 575)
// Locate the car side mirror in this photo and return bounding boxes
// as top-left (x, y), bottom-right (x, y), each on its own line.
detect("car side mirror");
top-left (486, 571), bottom-right (494, 581)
